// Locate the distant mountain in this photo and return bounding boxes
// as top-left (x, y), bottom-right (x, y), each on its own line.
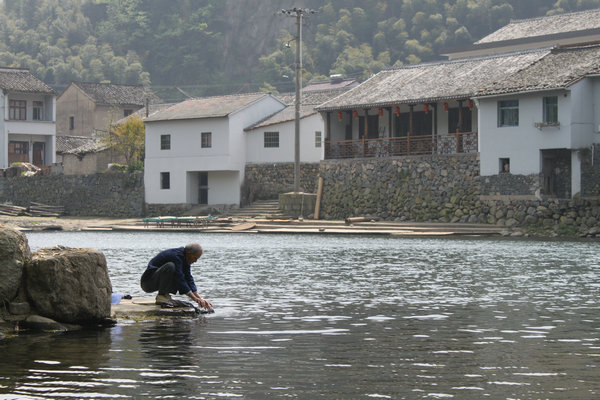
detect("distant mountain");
top-left (1, 0), bottom-right (598, 101)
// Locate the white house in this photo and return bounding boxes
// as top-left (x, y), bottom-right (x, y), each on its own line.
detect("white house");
top-left (476, 44), bottom-right (600, 198)
top-left (245, 90), bottom-right (349, 163)
top-left (144, 93), bottom-right (285, 207)
top-left (0, 67), bottom-right (56, 169)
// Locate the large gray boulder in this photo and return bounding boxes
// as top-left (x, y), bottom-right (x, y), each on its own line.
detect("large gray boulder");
top-left (0, 225), bottom-right (31, 304)
top-left (25, 246), bottom-right (112, 324)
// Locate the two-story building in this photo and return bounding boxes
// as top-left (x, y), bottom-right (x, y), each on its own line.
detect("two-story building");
top-left (317, 9), bottom-right (600, 199)
top-left (0, 67), bottom-right (56, 169)
top-left (144, 93), bottom-right (285, 207)
top-left (56, 82), bottom-right (159, 137)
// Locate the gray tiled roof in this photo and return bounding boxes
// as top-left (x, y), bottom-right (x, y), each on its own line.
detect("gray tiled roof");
top-left (56, 135), bottom-right (105, 154)
top-left (317, 49), bottom-right (550, 111)
top-left (245, 105), bottom-right (317, 131)
top-left (476, 9), bottom-right (600, 45)
top-left (114, 103), bottom-right (176, 126)
top-left (144, 93), bottom-right (282, 122)
top-left (72, 82), bottom-right (159, 106)
top-left (247, 89), bottom-right (352, 130)
top-left (476, 45), bottom-right (600, 97)
top-left (0, 67), bottom-right (55, 95)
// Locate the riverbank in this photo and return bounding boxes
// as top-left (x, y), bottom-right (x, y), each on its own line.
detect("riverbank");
top-left (0, 214), bottom-right (588, 238)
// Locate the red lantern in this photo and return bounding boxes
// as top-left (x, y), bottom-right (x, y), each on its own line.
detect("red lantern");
top-left (394, 106), bottom-right (400, 116)
top-left (378, 108), bottom-right (383, 117)
top-left (443, 102), bottom-right (449, 112)
top-left (468, 100), bottom-right (474, 110)
top-left (352, 110), bottom-right (359, 119)
top-left (424, 104), bottom-right (429, 114)
top-left (337, 111), bottom-right (343, 121)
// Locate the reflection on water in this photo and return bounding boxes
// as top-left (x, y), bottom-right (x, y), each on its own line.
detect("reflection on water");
top-left (0, 232), bottom-right (599, 399)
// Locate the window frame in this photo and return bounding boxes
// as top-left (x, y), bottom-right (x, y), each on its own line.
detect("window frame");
top-left (9, 100), bottom-right (27, 120)
top-left (201, 132), bottom-right (212, 148)
top-left (160, 134), bottom-right (171, 150)
top-left (32, 101), bottom-right (44, 121)
top-left (69, 116), bottom-right (75, 130)
top-left (315, 131), bottom-right (322, 148)
top-left (497, 100), bottom-right (519, 127)
top-left (264, 131), bottom-right (279, 148)
top-left (543, 96), bottom-right (558, 124)
top-left (160, 172), bottom-right (170, 190)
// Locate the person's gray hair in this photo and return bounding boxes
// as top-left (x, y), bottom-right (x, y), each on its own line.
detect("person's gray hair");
top-left (184, 242), bottom-right (203, 255)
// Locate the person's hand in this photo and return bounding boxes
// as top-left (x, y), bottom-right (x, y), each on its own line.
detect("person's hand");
top-left (198, 298), bottom-right (213, 309)
top-left (189, 292), bottom-right (213, 309)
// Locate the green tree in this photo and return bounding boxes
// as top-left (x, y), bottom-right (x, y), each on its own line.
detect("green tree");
top-left (108, 116), bottom-right (146, 167)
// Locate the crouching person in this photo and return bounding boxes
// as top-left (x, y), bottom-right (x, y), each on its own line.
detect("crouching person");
top-left (141, 242), bottom-right (213, 309)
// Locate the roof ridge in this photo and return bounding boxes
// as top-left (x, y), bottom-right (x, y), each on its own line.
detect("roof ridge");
top-left (184, 92), bottom-right (268, 101)
top-left (73, 81), bottom-right (146, 88)
top-left (506, 8), bottom-right (600, 25)
top-left (0, 67), bottom-right (30, 72)
top-left (382, 47), bottom-right (551, 72)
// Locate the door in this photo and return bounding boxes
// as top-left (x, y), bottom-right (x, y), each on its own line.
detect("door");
top-left (198, 172), bottom-right (208, 205)
top-left (33, 142), bottom-right (45, 166)
top-left (542, 152), bottom-right (556, 196)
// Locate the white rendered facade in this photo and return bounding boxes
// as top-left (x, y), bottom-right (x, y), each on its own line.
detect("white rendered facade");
top-left (477, 77), bottom-right (600, 197)
top-left (0, 90), bottom-right (56, 169)
top-left (246, 113), bottom-right (325, 164)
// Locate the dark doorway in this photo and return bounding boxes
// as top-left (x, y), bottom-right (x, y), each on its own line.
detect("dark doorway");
top-left (359, 115), bottom-right (379, 139)
top-left (199, 172), bottom-right (208, 204)
top-left (33, 142), bottom-right (45, 165)
top-left (448, 107), bottom-right (472, 133)
top-left (542, 149), bottom-right (571, 198)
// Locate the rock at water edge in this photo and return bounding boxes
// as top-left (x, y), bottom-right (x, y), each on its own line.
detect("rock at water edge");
top-left (25, 246), bottom-right (112, 324)
top-left (0, 225), bottom-right (31, 304)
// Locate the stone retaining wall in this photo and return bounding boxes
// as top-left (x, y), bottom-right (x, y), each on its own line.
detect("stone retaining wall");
top-left (242, 163), bottom-right (320, 205)
top-left (0, 172), bottom-right (144, 217)
top-left (319, 153), bottom-right (481, 221)
top-left (318, 153), bottom-right (600, 235)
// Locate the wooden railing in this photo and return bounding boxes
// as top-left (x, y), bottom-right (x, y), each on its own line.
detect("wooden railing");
top-left (324, 132), bottom-right (478, 159)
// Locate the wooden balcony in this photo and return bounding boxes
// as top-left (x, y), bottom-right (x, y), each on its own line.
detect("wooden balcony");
top-left (325, 132), bottom-right (478, 159)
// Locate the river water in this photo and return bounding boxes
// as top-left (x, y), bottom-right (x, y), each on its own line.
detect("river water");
top-left (1, 232), bottom-right (599, 399)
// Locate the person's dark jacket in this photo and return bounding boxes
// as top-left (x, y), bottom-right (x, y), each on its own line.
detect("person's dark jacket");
top-left (141, 247), bottom-right (197, 294)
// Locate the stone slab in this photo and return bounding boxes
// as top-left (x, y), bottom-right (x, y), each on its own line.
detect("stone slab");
top-left (111, 297), bottom-right (198, 320)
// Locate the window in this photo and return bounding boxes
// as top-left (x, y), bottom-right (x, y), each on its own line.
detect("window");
top-left (264, 131), bottom-right (279, 148)
top-left (498, 100), bottom-right (519, 127)
top-left (201, 132), bottom-right (212, 148)
top-left (10, 141), bottom-right (29, 155)
top-left (33, 101), bottom-right (43, 121)
top-left (315, 131), bottom-right (322, 148)
top-left (500, 158), bottom-right (510, 173)
top-left (123, 109), bottom-right (133, 117)
top-left (543, 96), bottom-right (558, 124)
top-left (69, 116), bottom-right (75, 130)
top-left (160, 172), bottom-right (170, 189)
top-left (160, 134), bottom-right (171, 150)
top-left (9, 100), bottom-right (26, 120)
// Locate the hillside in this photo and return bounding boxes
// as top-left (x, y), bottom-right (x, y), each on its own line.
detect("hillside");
top-left (0, 0), bottom-right (599, 101)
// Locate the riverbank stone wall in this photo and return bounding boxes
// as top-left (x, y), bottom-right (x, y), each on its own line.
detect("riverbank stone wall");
top-left (0, 172), bottom-right (144, 217)
top-left (317, 153), bottom-right (600, 235)
top-left (243, 163), bottom-right (320, 205)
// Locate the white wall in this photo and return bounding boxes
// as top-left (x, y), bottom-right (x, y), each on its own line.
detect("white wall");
top-left (246, 113), bottom-right (325, 163)
top-left (478, 90), bottom-right (573, 176)
top-left (207, 171), bottom-right (240, 204)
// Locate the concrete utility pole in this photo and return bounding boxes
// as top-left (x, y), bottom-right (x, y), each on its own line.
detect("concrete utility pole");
top-left (280, 8), bottom-right (315, 193)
